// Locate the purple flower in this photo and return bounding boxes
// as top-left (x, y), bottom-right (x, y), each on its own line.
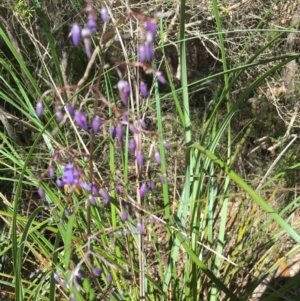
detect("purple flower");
top-left (100, 7), bottom-right (109, 22)
top-left (80, 182), bottom-right (91, 191)
top-left (156, 71), bottom-right (166, 84)
top-left (49, 167), bottom-right (54, 178)
top-left (66, 103), bottom-right (74, 116)
top-left (154, 151), bottom-right (161, 164)
top-left (139, 183), bottom-right (147, 198)
top-left (138, 43), bottom-right (154, 62)
top-left (110, 126), bottom-right (116, 139)
top-left (148, 180), bottom-right (155, 190)
top-left (106, 273), bottom-right (112, 283)
top-left (70, 293), bottom-right (76, 301)
top-left (117, 80), bottom-right (130, 106)
top-left (89, 194), bottom-right (96, 206)
top-left (63, 164), bottom-right (80, 185)
top-left (136, 151), bottom-right (144, 166)
top-left (137, 222), bottom-right (144, 234)
top-left (145, 20), bottom-right (157, 42)
top-left (36, 102), bottom-right (43, 117)
top-left (87, 15), bottom-right (97, 34)
top-left (56, 178), bottom-right (64, 187)
top-left (71, 23), bottom-right (81, 46)
top-left (56, 110), bottom-right (63, 121)
top-left (92, 116), bottom-right (101, 133)
top-left (163, 140), bottom-right (170, 149)
top-left (53, 273), bottom-right (61, 283)
top-left (121, 212), bottom-right (128, 221)
top-left (129, 124), bottom-right (139, 134)
top-left (37, 187), bottom-right (45, 198)
top-left (83, 36), bottom-right (92, 59)
top-left (139, 81), bottom-right (148, 97)
top-left (116, 124), bottom-right (123, 140)
top-left (139, 119), bottom-right (147, 129)
top-left (100, 188), bottom-right (110, 205)
top-left (92, 267), bottom-right (102, 277)
top-left (91, 184), bottom-right (100, 196)
top-left (129, 139), bottom-right (136, 154)
top-left (74, 110), bottom-right (88, 131)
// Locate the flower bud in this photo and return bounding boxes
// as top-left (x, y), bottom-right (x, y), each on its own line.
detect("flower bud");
top-left (163, 140), bottom-right (170, 149)
top-left (137, 222), bottom-right (144, 234)
top-left (110, 126), bottom-right (116, 139)
top-left (88, 194), bottom-right (96, 206)
top-left (136, 151), bottom-right (144, 166)
top-left (100, 7), bottom-right (109, 22)
top-left (129, 139), bottom-right (136, 154)
top-left (92, 267), bottom-right (102, 277)
top-left (74, 110), bottom-right (88, 131)
top-left (56, 110), bottom-right (63, 121)
top-left (138, 43), bottom-right (154, 62)
top-left (116, 124), bottom-right (124, 140)
top-left (117, 80), bottom-right (130, 106)
top-left (92, 116), bottom-right (101, 133)
top-left (121, 212), bottom-right (128, 221)
top-left (36, 102), bottom-right (43, 117)
top-left (145, 20), bottom-right (157, 41)
top-left (66, 103), bottom-right (75, 116)
top-left (106, 273), bottom-right (112, 283)
top-left (53, 273), bottom-right (61, 283)
top-left (139, 183), bottom-right (147, 198)
top-left (148, 180), bottom-right (155, 190)
top-left (154, 151), bottom-right (161, 164)
top-left (37, 187), bottom-right (45, 198)
top-left (71, 23), bottom-right (81, 46)
top-left (139, 81), bottom-right (148, 97)
top-left (156, 71), bottom-right (166, 84)
top-left (87, 15), bottom-right (97, 33)
top-left (100, 188), bottom-right (110, 205)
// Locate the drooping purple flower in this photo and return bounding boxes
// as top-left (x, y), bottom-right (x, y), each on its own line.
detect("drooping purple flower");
top-left (106, 273), bottom-right (112, 283)
top-left (92, 116), bottom-right (101, 133)
top-left (139, 119), bottom-right (147, 129)
top-left (121, 212), bottom-right (128, 221)
top-left (129, 139), bottom-right (136, 154)
top-left (71, 23), bottom-right (81, 46)
top-left (53, 273), bottom-right (61, 283)
top-left (138, 43), bottom-right (154, 62)
top-left (117, 80), bottom-right (130, 106)
top-left (148, 180), bottom-right (155, 190)
top-left (110, 126), bottom-right (116, 139)
top-left (80, 182), bottom-right (91, 191)
top-left (129, 124), bottom-right (139, 134)
top-left (139, 81), bottom-right (148, 97)
top-left (66, 103), bottom-right (75, 116)
top-left (137, 222), bottom-right (144, 234)
top-left (49, 167), bottom-right (54, 178)
top-left (92, 267), bottom-right (102, 277)
top-left (139, 183), bottom-right (147, 198)
top-left (74, 110), bottom-right (88, 131)
top-left (163, 140), bottom-right (170, 149)
top-left (100, 7), bottom-right (109, 22)
top-left (91, 184), bottom-right (99, 196)
top-left (136, 151), bottom-right (144, 166)
top-left (145, 20), bottom-right (157, 42)
top-left (37, 187), bottom-right (45, 198)
top-left (154, 151), bottom-right (161, 164)
top-left (100, 188), bottom-right (110, 205)
top-left (65, 208), bottom-right (72, 216)
top-left (56, 110), bottom-right (63, 121)
top-left (88, 194), bottom-right (96, 206)
top-left (116, 124), bottom-right (124, 140)
top-left (156, 71), bottom-right (166, 84)
top-left (63, 163), bottom-right (80, 185)
top-left (70, 293), bottom-right (76, 301)
top-left (87, 15), bottom-right (97, 34)
top-left (36, 102), bottom-right (43, 117)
